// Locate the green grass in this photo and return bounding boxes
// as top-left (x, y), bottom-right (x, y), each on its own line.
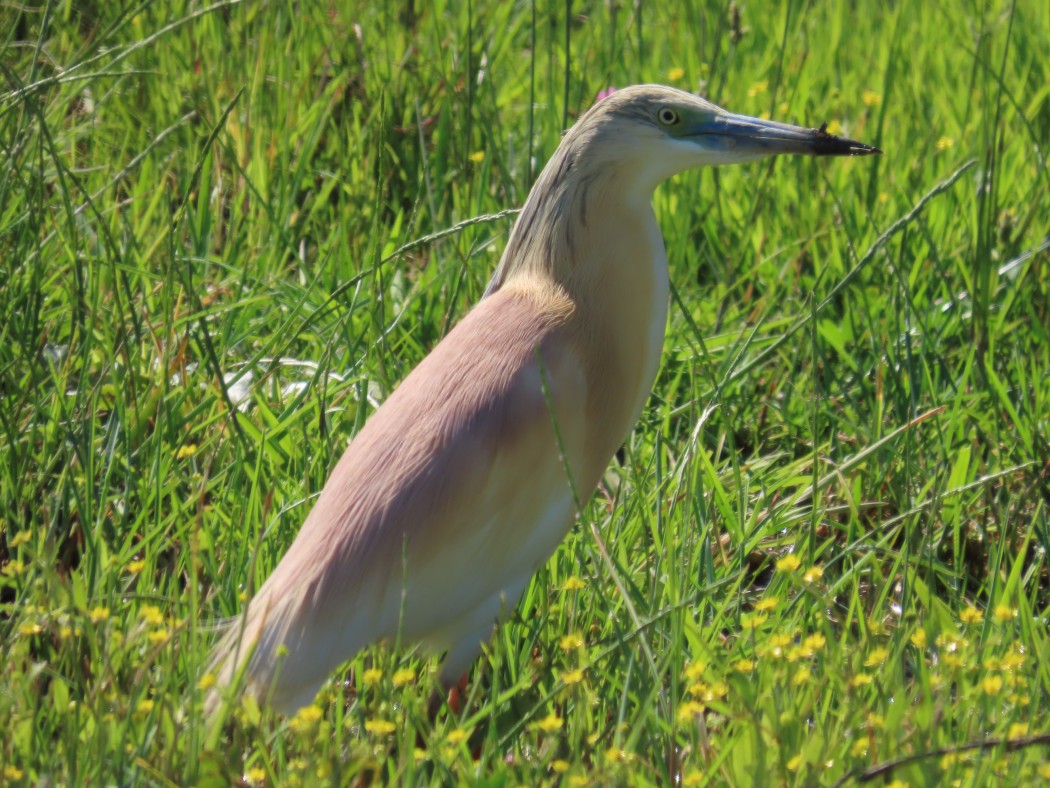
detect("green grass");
top-left (2, 0), bottom-right (1049, 784)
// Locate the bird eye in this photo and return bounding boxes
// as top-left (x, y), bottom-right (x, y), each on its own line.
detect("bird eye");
top-left (657, 107), bottom-right (679, 125)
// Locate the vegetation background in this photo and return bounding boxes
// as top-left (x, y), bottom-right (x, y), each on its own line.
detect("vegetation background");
top-left (2, 0), bottom-right (1048, 784)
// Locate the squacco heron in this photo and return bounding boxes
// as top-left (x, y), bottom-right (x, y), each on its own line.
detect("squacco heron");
top-left (208, 84), bottom-right (878, 715)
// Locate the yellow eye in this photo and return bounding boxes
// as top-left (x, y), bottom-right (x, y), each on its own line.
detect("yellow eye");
top-left (657, 107), bottom-right (679, 125)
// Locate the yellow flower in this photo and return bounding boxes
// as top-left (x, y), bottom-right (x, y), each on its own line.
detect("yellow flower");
top-left (1038, 764), bottom-right (1050, 779)
top-left (885, 781), bottom-right (907, 788)
top-left (177, 444), bottom-right (198, 459)
top-left (982, 675), bottom-right (1003, 695)
top-left (742, 613), bottom-right (768, 630)
top-left (792, 667), bottom-right (812, 686)
top-left (392, 668), bottom-right (416, 687)
top-left (684, 661), bottom-right (706, 680)
top-left (9, 531), bottom-right (31, 548)
top-left (2, 560), bottom-right (24, 577)
top-left (469, 151), bottom-right (485, 164)
top-left (604, 747), bottom-right (630, 763)
top-left (568, 776), bottom-right (589, 787)
top-left (136, 699), bottom-right (155, 715)
top-left (676, 701), bottom-right (705, 723)
top-left (910, 628), bottom-right (927, 649)
top-left (560, 668), bottom-right (585, 685)
top-left (446, 728), bottom-right (470, 745)
top-left (361, 668), bottom-right (383, 684)
top-left (667, 67), bottom-right (685, 82)
top-left (18, 622), bottom-right (42, 636)
top-left (755, 596), bottom-right (779, 612)
top-left (127, 559), bottom-right (146, 575)
top-left (290, 705), bottom-right (323, 733)
top-left (89, 606), bottom-right (110, 623)
top-left (1008, 723), bottom-right (1028, 739)
top-left (862, 90), bottom-right (882, 107)
top-left (364, 719), bottom-right (397, 735)
top-left (197, 673), bottom-right (217, 690)
top-left (803, 566), bottom-right (824, 584)
top-left (244, 766), bottom-right (267, 785)
top-left (851, 673), bottom-right (874, 687)
top-left (560, 632), bottom-right (585, 651)
top-left (825, 120), bottom-right (843, 136)
top-left (1001, 649), bottom-right (1026, 671)
top-left (562, 576), bottom-right (586, 591)
top-left (787, 754), bottom-right (802, 772)
top-left (803, 633), bottom-right (826, 652)
top-left (864, 647), bottom-right (890, 668)
top-left (776, 554), bottom-right (801, 572)
top-left (851, 738), bottom-right (869, 757)
top-left (535, 714), bottom-right (564, 733)
top-left (960, 606), bottom-right (983, 624)
top-left (733, 658), bottom-right (754, 673)
top-left (993, 605), bottom-right (1017, 622)
top-left (552, 760), bottom-right (571, 773)
top-left (140, 605), bottom-right (165, 626)
top-left (147, 628), bottom-right (170, 645)
top-left (3, 766), bottom-right (24, 780)
top-left (747, 80), bottom-right (768, 98)
top-left (683, 770), bottom-right (704, 786)
top-left (935, 136), bottom-right (954, 151)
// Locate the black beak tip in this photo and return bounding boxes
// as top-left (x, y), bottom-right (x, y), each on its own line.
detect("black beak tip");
top-left (815, 122), bottom-right (882, 156)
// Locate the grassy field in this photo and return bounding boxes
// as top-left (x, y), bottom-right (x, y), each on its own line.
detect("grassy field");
top-left (2, 0), bottom-right (1048, 784)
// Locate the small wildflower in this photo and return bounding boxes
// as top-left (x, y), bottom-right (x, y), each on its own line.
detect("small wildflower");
top-left (825, 120), bottom-right (843, 136)
top-left (803, 633), bottom-right (827, 652)
top-left (676, 701), bottom-right (705, 723)
top-left (851, 673), bottom-right (874, 687)
top-left (993, 605), bottom-right (1017, 622)
top-left (851, 738), bottom-right (869, 758)
top-left (862, 90), bottom-right (882, 107)
top-left (684, 661), bottom-right (706, 680)
top-left (446, 728), bottom-right (470, 745)
top-left (667, 67), bottom-right (685, 82)
top-left (960, 606), bottom-right (983, 624)
top-left (177, 444), bottom-right (198, 459)
top-left (18, 622), bottom-right (43, 636)
top-left (982, 675), bottom-right (1003, 696)
top-left (4, 766), bottom-right (24, 780)
top-left (1038, 764), bottom-right (1050, 779)
top-left (864, 647), bottom-right (890, 668)
top-left (535, 714), bottom-right (564, 733)
top-left (776, 554), bottom-right (801, 572)
top-left (742, 613), bottom-right (768, 630)
top-left (683, 771), bottom-right (704, 786)
top-left (9, 531), bottom-right (31, 548)
top-left (413, 748), bottom-right (427, 762)
top-left (560, 668), bottom-right (585, 686)
top-left (552, 760), bottom-right (571, 773)
top-left (935, 136), bottom-right (954, 151)
top-left (943, 652), bottom-right (966, 668)
top-left (1008, 723), bottom-right (1029, 739)
top-left (1001, 648), bottom-right (1026, 671)
top-left (136, 699), bottom-right (155, 715)
top-left (604, 747), bottom-right (630, 764)
top-left (792, 667), bottom-right (811, 686)
top-left (89, 606), bottom-right (110, 623)
top-left (2, 560), bottom-right (24, 577)
top-left (561, 576), bottom-right (586, 591)
top-left (364, 719), bottom-right (397, 735)
top-left (886, 781), bottom-right (907, 788)
top-left (290, 705), bottom-right (323, 733)
top-left (244, 767), bottom-right (267, 785)
top-left (147, 628), bottom-right (170, 645)
top-left (747, 80), bottom-right (768, 97)
top-left (59, 625), bottom-right (74, 639)
top-left (939, 753), bottom-right (957, 768)
top-left (560, 632), bottom-right (585, 651)
top-left (910, 628), bottom-right (927, 649)
top-left (198, 673), bottom-right (217, 691)
top-left (392, 668), bottom-right (416, 687)
top-left (803, 566), bottom-right (824, 584)
top-left (569, 776), bottom-right (589, 787)
top-left (787, 754), bottom-right (802, 772)
top-left (361, 668), bottom-right (383, 684)
top-left (733, 658), bottom-right (754, 673)
top-left (140, 605), bottom-right (165, 626)
top-left (127, 559), bottom-right (146, 575)
top-left (755, 596), bottom-right (779, 612)
top-left (468, 151), bottom-right (485, 164)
